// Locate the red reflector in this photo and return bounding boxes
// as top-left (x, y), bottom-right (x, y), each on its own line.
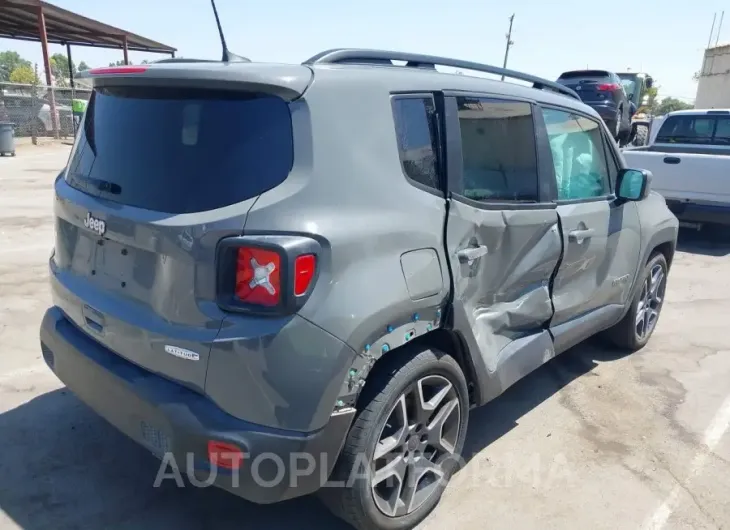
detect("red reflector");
top-left (294, 254), bottom-right (316, 296)
top-left (207, 441), bottom-right (244, 470)
top-left (235, 247), bottom-right (281, 306)
top-left (89, 65), bottom-right (149, 75)
top-left (597, 83), bottom-right (620, 91)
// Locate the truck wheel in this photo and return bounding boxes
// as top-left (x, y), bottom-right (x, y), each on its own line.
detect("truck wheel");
top-left (603, 253), bottom-right (668, 351)
top-left (632, 124), bottom-right (649, 146)
top-left (321, 346), bottom-right (469, 530)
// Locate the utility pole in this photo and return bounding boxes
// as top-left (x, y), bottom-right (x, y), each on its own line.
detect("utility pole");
top-left (501, 14), bottom-right (515, 80)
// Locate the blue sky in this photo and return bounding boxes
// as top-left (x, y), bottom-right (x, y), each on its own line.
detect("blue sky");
top-left (2, 0), bottom-right (725, 102)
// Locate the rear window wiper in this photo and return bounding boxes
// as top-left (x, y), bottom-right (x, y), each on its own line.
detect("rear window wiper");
top-left (88, 177), bottom-right (122, 195)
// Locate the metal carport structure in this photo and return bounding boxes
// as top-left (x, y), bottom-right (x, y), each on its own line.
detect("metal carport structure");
top-left (0, 0), bottom-right (176, 134)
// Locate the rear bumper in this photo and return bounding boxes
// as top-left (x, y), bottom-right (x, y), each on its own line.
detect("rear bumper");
top-left (40, 306), bottom-right (355, 504)
top-left (664, 199), bottom-right (730, 226)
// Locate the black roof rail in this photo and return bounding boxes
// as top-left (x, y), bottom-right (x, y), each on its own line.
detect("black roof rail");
top-left (303, 48), bottom-right (579, 100)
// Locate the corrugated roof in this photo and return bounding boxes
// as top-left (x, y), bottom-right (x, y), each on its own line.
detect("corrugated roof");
top-left (0, 0), bottom-right (176, 54)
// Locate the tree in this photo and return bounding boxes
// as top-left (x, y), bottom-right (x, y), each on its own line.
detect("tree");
top-left (655, 97), bottom-right (693, 115)
top-left (9, 64), bottom-right (39, 84)
top-left (645, 86), bottom-right (658, 112)
top-left (0, 51), bottom-right (31, 82)
top-left (50, 52), bottom-right (75, 83)
top-left (78, 61), bottom-right (90, 72)
top-left (108, 60), bottom-right (132, 67)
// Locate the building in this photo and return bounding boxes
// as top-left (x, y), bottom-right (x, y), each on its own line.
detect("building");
top-left (695, 44), bottom-right (730, 109)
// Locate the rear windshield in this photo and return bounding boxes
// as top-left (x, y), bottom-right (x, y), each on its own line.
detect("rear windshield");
top-left (655, 114), bottom-right (730, 145)
top-left (558, 70), bottom-right (611, 80)
top-left (65, 86), bottom-right (293, 214)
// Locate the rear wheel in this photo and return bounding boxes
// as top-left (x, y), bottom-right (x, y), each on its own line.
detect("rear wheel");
top-left (613, 108), bottom-right (622, 138)
top-left (603, 253), bottom-right (668, 350)
top-left (632, 124), bottom-right (649, 146)
top-left (322, 346), bottom-right (469, 530)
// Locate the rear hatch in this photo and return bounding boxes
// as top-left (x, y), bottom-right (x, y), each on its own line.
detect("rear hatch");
top-left (51, 63), bottom-right (309, 391)
top-left (556, 70), bottom-right (616, 104)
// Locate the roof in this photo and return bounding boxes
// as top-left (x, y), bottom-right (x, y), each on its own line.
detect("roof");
top-left (663, 108), bottom-right (720, 116)
top-left (0, 0), bottom-right (176, 54)
top-left (308, 63), bottom-right (596, 114)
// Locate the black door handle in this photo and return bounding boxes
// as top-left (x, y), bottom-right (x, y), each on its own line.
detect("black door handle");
top-left (663, 156), bottom-right (681, 164)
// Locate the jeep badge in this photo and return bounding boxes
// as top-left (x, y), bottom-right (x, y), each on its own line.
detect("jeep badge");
top-left (83, 212), bottom-right (106, 236)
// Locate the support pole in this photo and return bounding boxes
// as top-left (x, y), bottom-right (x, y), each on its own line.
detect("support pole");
top-left (37, 4), bottom-right (59, 138)
top-left (501, 14), bottom-right (515, 81)
top-left (123, 35), bottom-right (129, 65)
top-left (67, 43), bottom-right (75, 90)
top-left (67, 43), bottom-right (77, 137)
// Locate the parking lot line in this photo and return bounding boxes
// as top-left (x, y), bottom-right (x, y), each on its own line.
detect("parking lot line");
top-left (643, 392), bottom-right (730, 529)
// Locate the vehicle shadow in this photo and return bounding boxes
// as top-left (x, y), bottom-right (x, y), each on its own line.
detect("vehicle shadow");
top-left (0, 388), bottom-right (350, 530)
top-left (676, 225), bottom-right (730, 257)
top-left (461, 339), bottom-right (630, 460)
top-left (0, 340), bottom-right (627, 530)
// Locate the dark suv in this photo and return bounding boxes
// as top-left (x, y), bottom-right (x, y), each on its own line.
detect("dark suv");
top-left (556, 69), bottom-right (632, 141)
top-left (41, 49), bottom-right (678, 530)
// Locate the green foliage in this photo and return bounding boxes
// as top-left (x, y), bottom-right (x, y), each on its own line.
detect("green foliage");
top-left (0, 51), bottom-right (31, 82)
top-left (78, 61), bottom-right (90, 72)
top-left (50, 53), bottom-right (76, 86)
top-left (645, 86), bottom-right (658, 110)
top-left (655, 97), bottom-right (693, 115)
top-left (9, 64), bottom-right (39, 84)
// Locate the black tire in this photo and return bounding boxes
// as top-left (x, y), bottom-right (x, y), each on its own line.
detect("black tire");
top-left (321, 346), bottom-right (469, 530)
top-left (612, 108), bottom-right (622, 139)
top-left (632, 124), bottom-right (649, 147)
top-left (603, 253), bottom-right (668, 351)
top-left (618, 107), bottom-right (631, 134)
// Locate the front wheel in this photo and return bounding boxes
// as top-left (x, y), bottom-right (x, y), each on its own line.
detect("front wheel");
top-left (603, 253), bottom-right (668, 350)
top-left (322, 346), bottom-right (469, 530)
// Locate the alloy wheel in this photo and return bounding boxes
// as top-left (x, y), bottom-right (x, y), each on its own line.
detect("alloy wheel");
top-left (636, 262), bottom-right (666, 340)
top-left (370, 374), bottom-right (461, 518)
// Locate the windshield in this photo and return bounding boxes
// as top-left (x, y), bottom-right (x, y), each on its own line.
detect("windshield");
top-left (65, 86), bottom-right (294, 214)
top-left (617, 74), bottom-right (640, 105)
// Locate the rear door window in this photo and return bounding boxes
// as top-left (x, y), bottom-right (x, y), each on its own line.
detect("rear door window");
top-left (65, 86), bottom-right (293, 214)
top-left (392, 96), bottom-right (440, 191)
top-left (454, 97), bottom-right (539, 202)
top-left (713, 117), bottom-right (730, 145)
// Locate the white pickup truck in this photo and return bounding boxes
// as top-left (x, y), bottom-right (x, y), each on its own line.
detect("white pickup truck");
top-left (622, 108), bottom-right (730, 227)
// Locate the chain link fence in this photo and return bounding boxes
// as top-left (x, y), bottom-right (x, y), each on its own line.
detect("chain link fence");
top-left (0, 81), bottom-right (92, 139)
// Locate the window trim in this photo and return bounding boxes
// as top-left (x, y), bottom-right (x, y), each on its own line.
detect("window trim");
top-left (443, 91), bottom-right (556, 211)
top-left (390, 93), bottom-right (445, 199)
top-left (600, 127), bottom-right (623, 192)
top-left (537, 102), bottom-right (617, 205)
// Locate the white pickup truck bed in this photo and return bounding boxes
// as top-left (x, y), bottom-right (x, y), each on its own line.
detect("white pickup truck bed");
top-left (622, 109), bottom-right (730, 226)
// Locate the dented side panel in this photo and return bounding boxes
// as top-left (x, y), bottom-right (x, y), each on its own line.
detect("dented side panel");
top-left (445, 200), bottom-right (562, 402)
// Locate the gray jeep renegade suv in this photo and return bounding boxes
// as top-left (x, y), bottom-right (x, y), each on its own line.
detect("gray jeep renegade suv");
top-left (40, 49), bottom-right (678, 529)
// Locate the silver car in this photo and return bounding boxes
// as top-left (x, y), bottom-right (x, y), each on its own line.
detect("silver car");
top-left (40, 49), bottom-right (678, 530)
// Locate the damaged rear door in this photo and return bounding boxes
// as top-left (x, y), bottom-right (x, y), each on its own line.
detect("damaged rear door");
top-left (442, 94), bottom-right (562, 404)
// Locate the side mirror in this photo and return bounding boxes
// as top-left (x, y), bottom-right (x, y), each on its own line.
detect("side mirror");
top-left (617, 168), bottom-right (652, 201)
top-left (645, 76), bottom-right (654, 89)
